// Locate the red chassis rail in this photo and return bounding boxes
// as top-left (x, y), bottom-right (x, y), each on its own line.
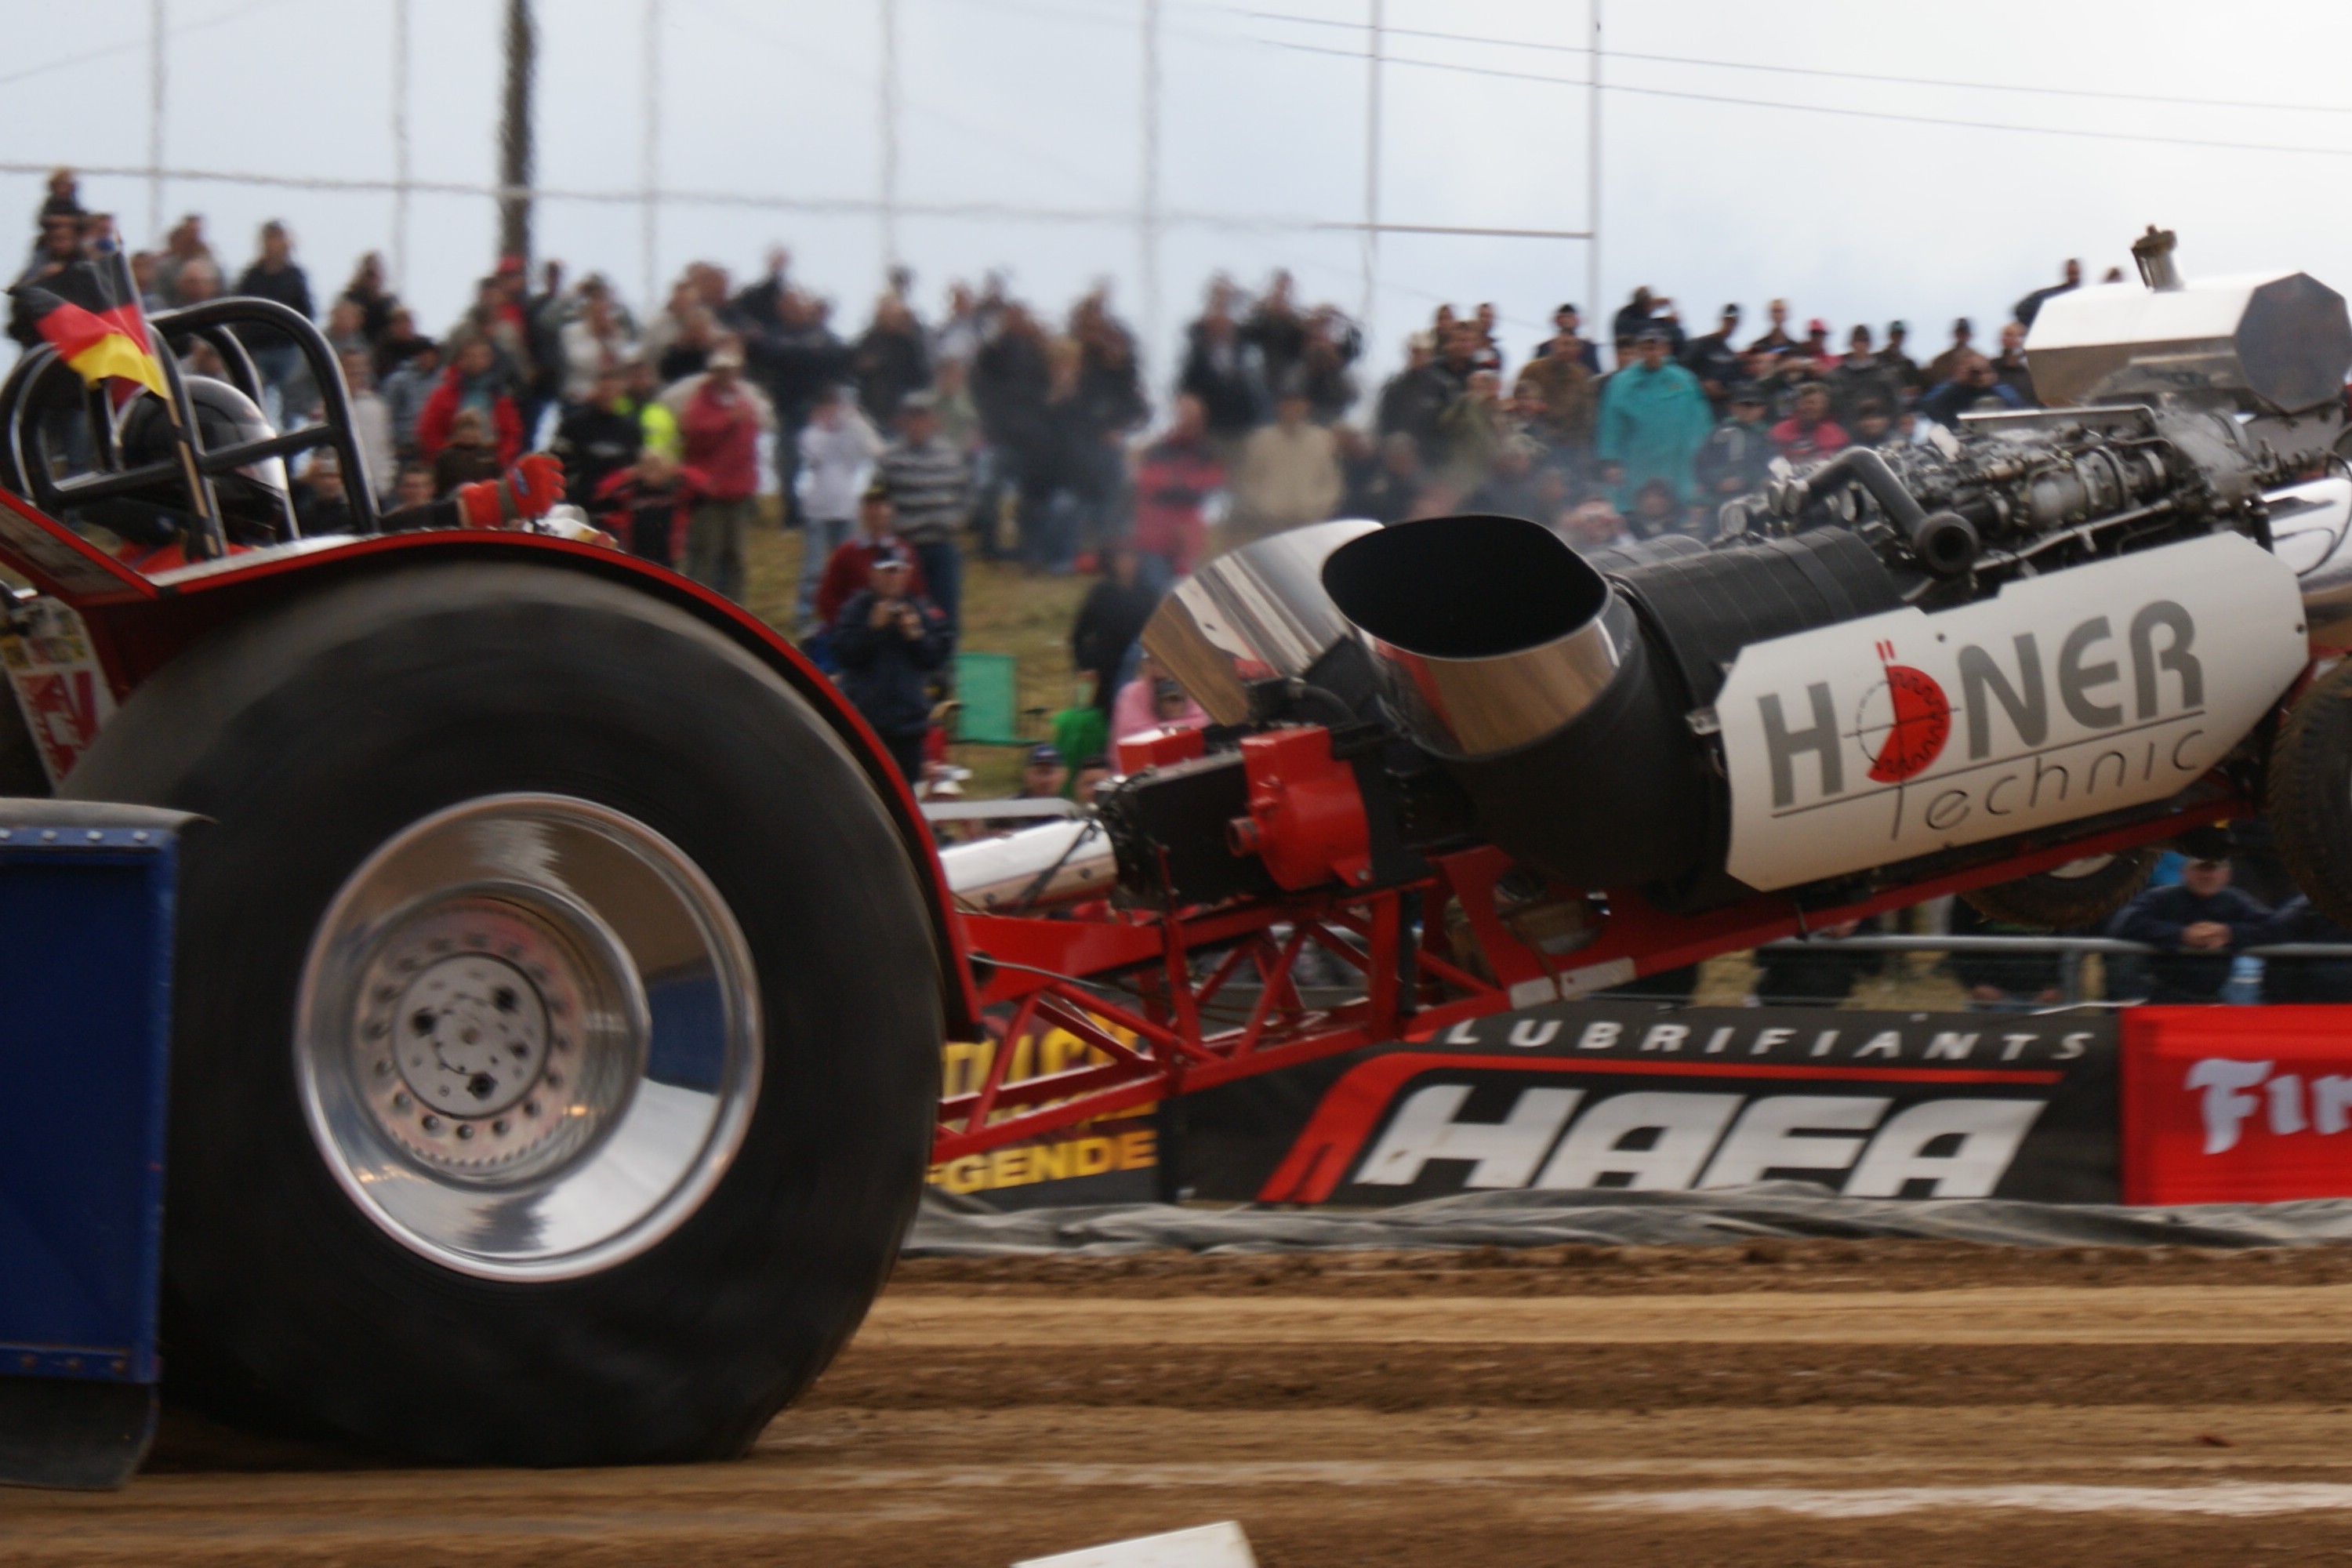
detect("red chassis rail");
top-left (933, 790), bottom-right (2245, 1163)
top-left (0, 482), bottom-right (2261, 1170)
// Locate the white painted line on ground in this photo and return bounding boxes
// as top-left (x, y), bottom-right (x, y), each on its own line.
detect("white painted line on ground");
top-left (1016, 1519), bottom-right (1257, 1567)
top-left (1588, 1483), bottom-right (2352, 1518)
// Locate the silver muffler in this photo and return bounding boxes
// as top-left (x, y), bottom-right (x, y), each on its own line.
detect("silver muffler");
top-left (1142, 518), bottom-right (1381, 723)
top-left (1319, 515), bottom-right (1711, 891)
top-left (938, 818), bottom-right (1118, 913)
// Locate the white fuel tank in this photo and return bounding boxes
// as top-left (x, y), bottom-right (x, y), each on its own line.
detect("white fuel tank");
top-left (1715, 531), bottom-right (2307, 891)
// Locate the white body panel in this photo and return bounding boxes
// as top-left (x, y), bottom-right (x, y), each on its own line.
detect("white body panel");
top-left (1716, 532), bottom-right (2307, 891)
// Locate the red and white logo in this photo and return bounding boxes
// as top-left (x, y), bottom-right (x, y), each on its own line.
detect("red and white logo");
top-left (2122, 1009), bottom-right (2352, 1203)
top-left (1716, 532), bottom-right (2307, 891)
top-left (1855, 638), bottom-right (1952, 784)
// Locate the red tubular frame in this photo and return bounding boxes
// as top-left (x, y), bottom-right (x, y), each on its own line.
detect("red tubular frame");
top-left (931, 788), bottom-right (2245, 1163)
top-left (0, 483), bottom-right (2272, 1172)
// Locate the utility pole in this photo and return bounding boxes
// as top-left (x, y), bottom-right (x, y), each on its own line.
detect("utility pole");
top-left (1586, 0), bottom-right (1601, 323)
top-left (147, 0), bottom-right (165, 242)
top-left (498, 0), bottom-right (536, 268)
top-left (1361, 0), bottom-right (1381, 334)
top-left (391, 0), bottom-right (410, 289)
top-left (642, 0), bottom-right (662, 310)
top-left (1141, 0), bottom-right (1161, 383)
top-left (880, 0), bottom-right (900, 268)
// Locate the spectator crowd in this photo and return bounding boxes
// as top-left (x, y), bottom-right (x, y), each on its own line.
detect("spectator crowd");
top-left (22, 171), bottom-right (2352, 1004)
top-left (8, 169), bottom-right (2136, 795)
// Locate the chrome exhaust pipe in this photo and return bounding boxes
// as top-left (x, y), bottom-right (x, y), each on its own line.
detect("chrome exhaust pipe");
top-left (1320, 515), bottom-right (1711, 891)
top-left (1142, 517), bottom-right (1382, 724)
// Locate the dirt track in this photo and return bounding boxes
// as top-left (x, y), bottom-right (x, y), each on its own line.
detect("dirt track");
top-left (16, 1243), bottom-right (2352, 1565)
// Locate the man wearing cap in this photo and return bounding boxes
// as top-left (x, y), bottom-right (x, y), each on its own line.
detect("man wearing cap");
top-left (663, 336), bottom-right (775, 601)
top-left (831, 543), bottom-right (950, 785)
top-left (1916, 353), bottom-right (2025, 429)
top-left (815, 481), bottom-right (928, 633)
top-left (1512, 325), bottom-right (1596, 459)
top-left (1877, 321), bottom-right (1924, 403)
top-left (977, 745), bottom-right (1076, 833)
top-left (1826, 325), bottom-right (1901, 428)
top-left (1594, 328), bottom-right (1711, 512)
top-left (877, 389), bottom-right (972, 632)
top-left (1016, 746), bottom-right (1069, 803)
top-left (1925, 318), bottom-right (1976, 388)
top-left (1610, 287), bottom-right (1682, 355)
top-left (2111, 858), bottom-right (2271, 1004)
top-left (1993, 321), bottom-right (2039, 407)
top-left (1680, 303), bottom-right (1744, 416)
top-left (1696, 383), bottom-right (1778, 509)
top-left (1531, 303), bottom-right (1602, 376)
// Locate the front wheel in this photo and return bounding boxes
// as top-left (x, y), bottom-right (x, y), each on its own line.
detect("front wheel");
top-left (66, 561), bottom-right (942, 1465)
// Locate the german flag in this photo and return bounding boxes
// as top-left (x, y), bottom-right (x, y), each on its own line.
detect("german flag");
top-left (8, 256), bottom-right (168, 402)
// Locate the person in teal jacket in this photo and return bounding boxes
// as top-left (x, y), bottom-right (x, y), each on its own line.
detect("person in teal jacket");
top-left (1595, 328), bottom-right (1714, 511)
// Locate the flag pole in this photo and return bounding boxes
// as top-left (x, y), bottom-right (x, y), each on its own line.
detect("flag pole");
top-left (105, 242), bottom-right (225, 562)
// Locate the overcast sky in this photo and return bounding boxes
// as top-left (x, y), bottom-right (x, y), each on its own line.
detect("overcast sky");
top-left (10, 0), bottom-right (2352, 395)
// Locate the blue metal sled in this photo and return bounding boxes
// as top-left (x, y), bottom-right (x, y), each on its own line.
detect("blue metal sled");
top-left (0, 800), bottom-right (188, 1489)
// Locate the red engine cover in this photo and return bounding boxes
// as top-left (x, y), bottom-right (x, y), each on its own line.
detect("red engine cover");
top-left (1229, 726), bottom-right (1371, 891)
top-left (1114, 724), bottom-right (1207, 776)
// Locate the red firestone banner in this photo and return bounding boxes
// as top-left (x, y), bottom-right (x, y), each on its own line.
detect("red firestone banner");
top-left (2122, 1007), bottom-right (2352, 1204)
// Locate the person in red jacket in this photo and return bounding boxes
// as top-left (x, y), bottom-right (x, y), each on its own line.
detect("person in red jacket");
top-left (593, 448), bottom-right (708, 568)
top-left (1768, 381), bottom-right (1849, 463)
top-left (1130, 392), bottom-right (1223, 592)
top-left (662, 339), bottom-right (775, 601)
top-left (815, 481), bottom-right (927, 630)
top-left (415, 337), bottom-right (523, 465)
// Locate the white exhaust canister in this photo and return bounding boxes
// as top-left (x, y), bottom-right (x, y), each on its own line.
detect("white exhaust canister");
top-left (1714, 531), bottom-right (2307, 891)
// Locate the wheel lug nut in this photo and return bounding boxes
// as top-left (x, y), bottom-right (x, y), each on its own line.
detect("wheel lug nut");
top-left (420, 1114), bottom-right (441, 1131)
top-left (392, 1091), bottom-right (411, 1109)
top-left (492, 1119), bottom-right (509, 1135)
top-left (455, 1123), bottom-right (474, 1140)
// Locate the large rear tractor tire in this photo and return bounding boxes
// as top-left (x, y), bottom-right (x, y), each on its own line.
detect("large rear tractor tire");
top-left (1960, 850), bottom-right (2157, 930)
top-left (2269, 656), bottom-right (2352, 928)
top-left (64, 561), bottom-right (942, 1465)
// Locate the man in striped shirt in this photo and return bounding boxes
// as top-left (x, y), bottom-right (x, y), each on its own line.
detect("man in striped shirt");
top-left (877, 390), bottom-right (972, 631)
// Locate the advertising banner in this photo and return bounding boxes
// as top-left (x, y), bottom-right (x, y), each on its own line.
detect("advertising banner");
top-left (1715, 532), bottom-right (2305, 891)
top-left (2122, 1006), bottom-right (2352, 1204)
top-left (1163, 1000), bottom-right (2118, 1206)
top-left (927, 1030), bottom-right (1159, 1210)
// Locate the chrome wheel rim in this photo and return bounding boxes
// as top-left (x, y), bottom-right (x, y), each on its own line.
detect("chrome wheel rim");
top-left (296, 794), bottom-right (761, 1280)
